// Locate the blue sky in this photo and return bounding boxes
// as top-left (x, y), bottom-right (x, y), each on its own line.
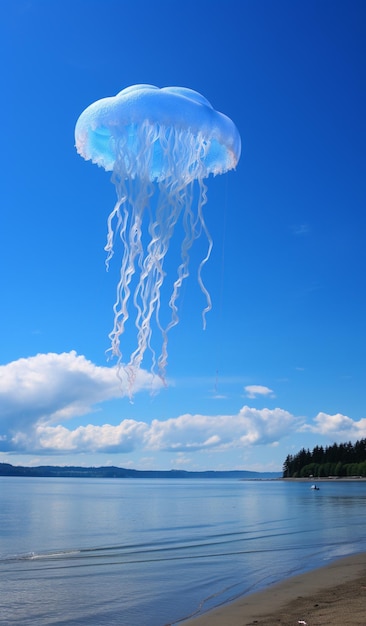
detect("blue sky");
top-left (1, 0), bottom-right (365, 472)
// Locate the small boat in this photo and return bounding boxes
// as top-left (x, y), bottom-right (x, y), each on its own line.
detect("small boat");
top-left (310, 484), bottom-right (320, 490)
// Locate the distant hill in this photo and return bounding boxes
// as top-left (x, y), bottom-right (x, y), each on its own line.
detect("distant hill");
top-left (0, 462), bottom-right (281, 480)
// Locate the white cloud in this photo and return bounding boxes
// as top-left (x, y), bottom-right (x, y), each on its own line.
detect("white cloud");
top-left (0, 352), bottom-right (300, 456)
top-left (144, 406), bottom-right (297, 452)
top-left (0, 351), bottom-right (162, 450)
top-left (304, 412), bottom-right (366, 439)
top-left (244, 385), bottom-right (274, 399)
top-left (36, 420), bottom-right (148, 453)
top-left (292, 223), bottom-right (309, 236)
top-left (30, 406), bottom-right (297, 454)
top-left (172, 453), bottom-right (192, 467)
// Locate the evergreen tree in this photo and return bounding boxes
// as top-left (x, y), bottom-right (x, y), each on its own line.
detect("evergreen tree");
top-left (282, 438), bottom-right (366, 478)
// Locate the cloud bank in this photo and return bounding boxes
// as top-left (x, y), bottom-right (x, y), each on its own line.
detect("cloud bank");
top-left (6, 406), bottom-right (298, 454)
top-left (1, 352), bottom-right (365, 458)
top-left (0, 352), bottom-right (299, 455)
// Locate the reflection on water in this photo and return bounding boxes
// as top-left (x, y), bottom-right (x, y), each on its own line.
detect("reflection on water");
top-left (1, 478), bottom-right (366, 625)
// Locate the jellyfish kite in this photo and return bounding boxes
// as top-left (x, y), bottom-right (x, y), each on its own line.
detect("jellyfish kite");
top-left (75, 84), bottom-right (241, 382)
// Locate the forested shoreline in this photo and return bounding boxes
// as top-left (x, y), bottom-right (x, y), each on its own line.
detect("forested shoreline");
top-left (283, 439), bottom-right (366, 478)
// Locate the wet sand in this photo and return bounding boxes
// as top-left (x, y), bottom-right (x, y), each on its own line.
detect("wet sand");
top-left (182, 552), bottom-right (366, 625)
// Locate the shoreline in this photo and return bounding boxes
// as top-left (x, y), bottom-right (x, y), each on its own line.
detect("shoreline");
top-left (181, 552), bottom-right (366, 625)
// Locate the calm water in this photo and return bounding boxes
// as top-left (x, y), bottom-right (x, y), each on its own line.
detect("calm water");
top-left (1, 478), bottom-right (366, 625)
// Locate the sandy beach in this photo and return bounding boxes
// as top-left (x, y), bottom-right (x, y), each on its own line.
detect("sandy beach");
top-left (182, 552), bottom-right (366, 625)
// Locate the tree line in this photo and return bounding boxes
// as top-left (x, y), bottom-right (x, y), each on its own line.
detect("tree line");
top-left (283, 439), bottom-right (366, 478)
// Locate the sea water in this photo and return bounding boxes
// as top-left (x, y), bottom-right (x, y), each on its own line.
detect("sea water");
top-left (1, 477), bottom-right (366, 625)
